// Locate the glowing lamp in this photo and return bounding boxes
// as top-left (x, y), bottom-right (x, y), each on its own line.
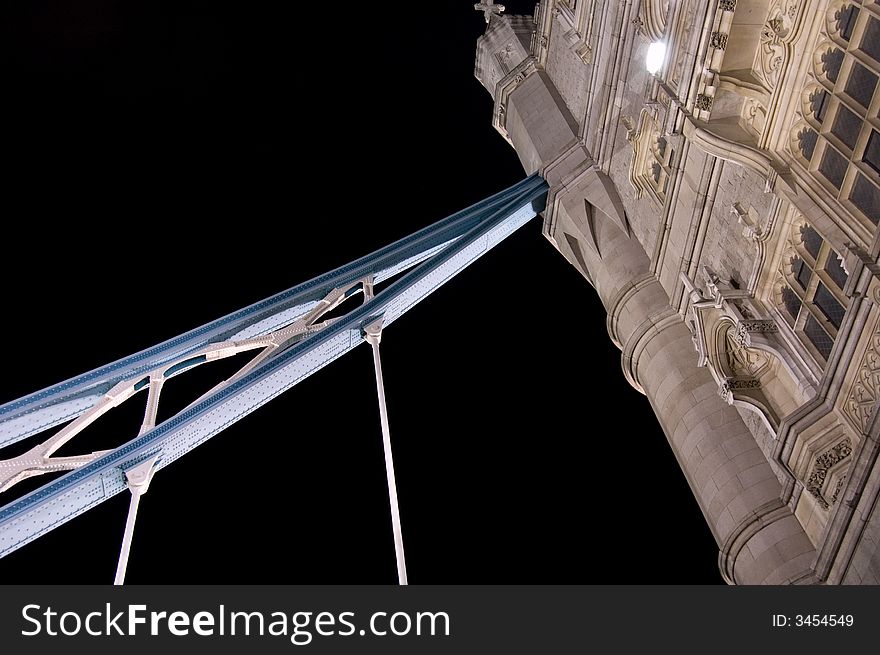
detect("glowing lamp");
top-left (646, 41), bottom-right (666, 75)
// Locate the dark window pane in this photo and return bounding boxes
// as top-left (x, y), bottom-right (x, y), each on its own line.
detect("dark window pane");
top-left (804, 315), bottom-right (834, 359)
top-left (845, 62), bottom-right (878, 108)
top-left (836, 5), bottom-right (860, 41)
top-left (819, 146), bottom-right (847, 188)
top-left (824, 251), bottom-right (849, 289)
top-left (782, 286), bottom-right (802, 321)
top-left (862, 18), bottom-right (880, 63)
top-left (801, 225), bottom-right (823, 258)
top-left (656, 136), bottom-right (667, 159)
top-left (794, 256), bottom-right (813, 289)
top-left (831, 106), bottom-right (861, 151)
top-left (814, 283), bottom-right (846, 328)
top-left (810, 89), bottom-right (831, 122)
top-left (822, 48), bottom-right (844, 83)
top-left (865, 130), bottom-right (880, 174)
top-left (798, 127), bottom-right (818, 160)
top-left (850, 174), bottom-right (880, 223)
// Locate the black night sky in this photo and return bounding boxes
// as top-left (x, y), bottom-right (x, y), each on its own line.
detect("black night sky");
top-left (1, 1), bottom-right (721, 583)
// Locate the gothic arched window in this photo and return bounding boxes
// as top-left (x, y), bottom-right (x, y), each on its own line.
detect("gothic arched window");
top-left (799, 2), bottom-right (880, 228)
top-left (649, 135), bottom-right (674, 198)
top-left (627, 110), bottom-right (675, 204)
top-left (778, 223), bottom-right (849, 362)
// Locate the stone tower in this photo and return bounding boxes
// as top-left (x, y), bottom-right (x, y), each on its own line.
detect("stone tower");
top-left (476, 0), bottom-right (880, 584)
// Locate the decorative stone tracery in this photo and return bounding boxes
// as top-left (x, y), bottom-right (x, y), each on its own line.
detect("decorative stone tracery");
top-left (754, 0), bottom-right (802, 91)
top-left (843, 321), bottom-right (880, 431)
top-left (806, 438), bottom-right (853, 509)
top-left (787, 1), bottom-right (880, 229)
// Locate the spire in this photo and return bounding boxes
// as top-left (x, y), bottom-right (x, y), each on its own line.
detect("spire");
top-left (474, 0), bottom-right (505, 24)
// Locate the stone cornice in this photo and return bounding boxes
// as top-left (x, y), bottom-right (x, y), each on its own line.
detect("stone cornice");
top-left (606, 273), bottom-right (657, 350)
top-left (620, 307), bottom-right (680, 395)
top-left (681, 116), bottom-right (791, 191)
top-left (717, 498), bottom-right (817, 585)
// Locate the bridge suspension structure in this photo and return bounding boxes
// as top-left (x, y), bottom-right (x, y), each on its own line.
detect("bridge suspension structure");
top-left (0, 174), bottom-right (548, 583)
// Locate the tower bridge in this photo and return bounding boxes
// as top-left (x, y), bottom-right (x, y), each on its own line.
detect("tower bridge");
top-left (0, 174), bottom-right (548, 584)
top-left (3, 1), bottom-right (880, 586)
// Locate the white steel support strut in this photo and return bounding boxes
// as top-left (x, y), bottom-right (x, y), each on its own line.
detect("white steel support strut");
top-left (114, 454), bottom-right (160, 585)
top-left (364, 319), bottom-right (407, 585)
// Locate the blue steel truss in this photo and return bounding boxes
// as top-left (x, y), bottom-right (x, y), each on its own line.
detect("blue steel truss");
top-left (0, 174), bottom-right (547, 561)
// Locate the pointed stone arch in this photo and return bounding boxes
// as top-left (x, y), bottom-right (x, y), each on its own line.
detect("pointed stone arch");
top-left (639, 0), bottom-right (671, 41)
top-left (710, 319), bottom-right (781, 432)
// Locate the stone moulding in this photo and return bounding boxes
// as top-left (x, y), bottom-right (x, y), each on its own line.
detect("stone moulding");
top-left (843, 325), bottom-right (880, 433)
top-left (682, 117), bottom-right (789, 190)
top-left (806, 438), bottom-right (853, 510)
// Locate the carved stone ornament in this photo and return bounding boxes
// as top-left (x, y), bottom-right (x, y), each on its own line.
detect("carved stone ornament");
top-left (710, 31), bottom-right (728, 50)
top-left (631, 15), bottom-right (646, 36)
top-left (474, 0), bottom-right (505, 24)
top-left (719, 377), bottom-right (762, 402)
top-left (728, 329), bottom-right (771, 376)
top-left (727, 378), bottom-right (762, 390)
top-left (497, 44), bottom-right (515, 70)
top-left (754, 0), bottom-right (800, 91)
top-left (844, 326), bottom-right (880, 431)
top-left (719, 0), bottom-right (736, 12)
top-left (736, 319), bottom-right (778, 347)
top-left (831, 474), bottom-right (847, 505)
top-left (620, 115), bottom-right (637, 142)
top-left (695, 93), bottom-right (714, 111)
top-left (806, 438), bottom-right (853, 510)
top-left (739, 320), bottom-right (778, 333)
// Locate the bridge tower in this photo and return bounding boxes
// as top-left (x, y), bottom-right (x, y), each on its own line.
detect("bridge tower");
top-left (472, 3), bottom-right (880, 584)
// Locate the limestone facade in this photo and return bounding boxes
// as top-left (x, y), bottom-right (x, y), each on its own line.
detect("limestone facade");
top-left (476, 0), bottom-right (880, 583)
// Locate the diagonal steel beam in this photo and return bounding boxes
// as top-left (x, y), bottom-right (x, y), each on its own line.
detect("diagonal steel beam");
top-left (0, 174), bottom-right (547, 560)
top-left (0, 178), bottom-right (537, 450)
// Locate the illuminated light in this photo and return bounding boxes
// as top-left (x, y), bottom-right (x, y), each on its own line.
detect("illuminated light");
top-left (645, 41), bottom-right (667, 75)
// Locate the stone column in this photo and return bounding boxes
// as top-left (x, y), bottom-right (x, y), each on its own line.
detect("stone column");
top-left (561, 180), bottom-right (816, 583)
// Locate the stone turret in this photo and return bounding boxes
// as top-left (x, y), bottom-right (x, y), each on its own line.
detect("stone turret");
top-left (475, 1), bottom-right (826, 584)
top-left (474, 15), bottom-right (534, 95)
